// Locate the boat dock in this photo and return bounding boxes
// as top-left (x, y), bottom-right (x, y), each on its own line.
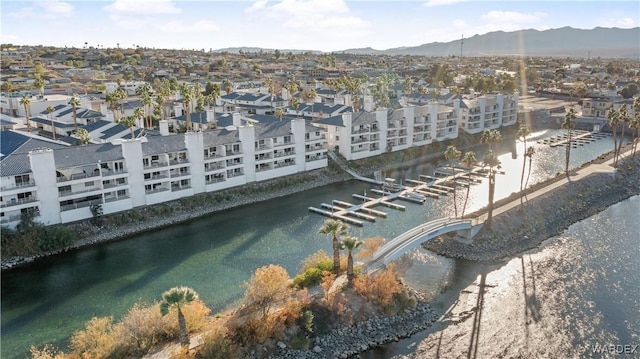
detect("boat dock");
top-left (309, 166), bottom-right (494, 226)
top-left (538, 130), bottom-right (610, 148)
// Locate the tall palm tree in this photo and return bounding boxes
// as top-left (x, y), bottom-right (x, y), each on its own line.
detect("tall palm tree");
top-left (119, 115), bottom-right (136, 138)
top-left (631, 97), bottom-right (640, 158)
top-left (607, 107), bottom-right (620, 166)
top-left (19, 95), bottom-right (32, 133)
top-left (480, 129), bottom-right (502, 230)
top-left (561, 107), bottom-right (577, 176)
top-left (113, 87), bottom-right (127, 118)
top-left (33, 76), bottom-right (45, 97)
top-left (204, 90), bottom-right (220, 128)
top-left (68, 96), bottom-right (81, 131)
top-left (264, 76), bottom-right (275, 112)
top-left (291, 96), bottom-right (301, 117)
top-left (132, 107), bottom-right (145, 131)
top-left (275, 107), bottom-right (285, 121)
top-left (517, 123), bottom-right (530, 204)
top-left (47, 105), bottom-right (56, 140)
top-left (318, 219), bottom-right (349, 273)
top-left (139, 91), bottom-right (153, 128)
top-left (179, 83), bottom-right (194, 131)
top-left (160, 286), bottom-right (199, 347)
top-left (460, 150), bottom-right (477, 218)
top-left (482, 149), bottom-right (500, 230)
top-left (340, 236), bottom-right (362, 287)
top-left (444, 145), bottom-right (462, 217)
top-left (524, 146), bottom-right (535, 192)
top-left (617, 104), bottom-right (630, 162)
top-left (307, 88), bottom-right (317, 116)
top-left (222, 78), bottom-right (233, 94)
top-left (105, 92), bottom-right (120, 122)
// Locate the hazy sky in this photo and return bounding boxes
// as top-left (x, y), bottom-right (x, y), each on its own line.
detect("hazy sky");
top-left (1, 0), bottom-right (638, 52)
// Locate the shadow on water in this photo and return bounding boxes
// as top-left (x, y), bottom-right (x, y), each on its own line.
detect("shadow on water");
top-left (359, 258), bottom-right (507, 359)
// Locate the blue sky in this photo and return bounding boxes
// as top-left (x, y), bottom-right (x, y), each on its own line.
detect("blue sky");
top-left (1, 1), bottom-right (638, 52)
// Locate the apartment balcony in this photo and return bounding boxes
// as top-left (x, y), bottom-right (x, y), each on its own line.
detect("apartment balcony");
top-left (144, 161), bottom-right (169, 169)
top-left (275, 161), bottom-right (296, 168)
top-left (57, 171), bottom-right (100, 183)
top-left (0, 214), bottom-right (22, 224)
top-left (255, 145), bottom-right (272, 152)
top-left (256, 164), bottom-right (273, 172)
top-left (145, 187), bottom-right (170, 195)
top-left (306, 145), bottom-right (326, 152)
top-left (205, 163), bottom-right (226, 172)
top-left (273, 142), bottom-right (294, 148)
top-left (205, 177), bottom-right (226, 184)
top-left (351, 137), bottom-right (369, 144)
top-left (58, 187), bottom-right (102, 198)
top-left (101, 168), bottom-right (128, 177)
top-left (274, 151), bottom-right (295, 158)
top-left (204, 153), bottom-right (223, 160)
top-left (1, 179), bottom-right (36, 192)
top-left (169, 158), bottom-right (189, 166)
top-left (351, 128), bottom-right (370, 134)
top-left (170, 170), bottom-right (191, 178)
top-left (227, 171), bottom-right (244, 178)
top-left (1, 196), bottom-right (38, 208)
top-left (60, 199), bottom-right (102, 212)
top-left (104, 195), bottom-right (130, 203)
top-left (103, 181), bottom-right (127, 189)
top-left (145, 173), bottom-right (169, 181)
top-left (305, 155), bottom-right (327, 162)
top-left (170, 185), bottom-right (191, 192)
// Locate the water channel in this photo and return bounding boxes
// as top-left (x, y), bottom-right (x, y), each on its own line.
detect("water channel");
top-left (0, 129), bottom-right (628, 358)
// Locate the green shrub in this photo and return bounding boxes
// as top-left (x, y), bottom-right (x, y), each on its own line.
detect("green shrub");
top-left (293, 267), bottom-right (324, 288)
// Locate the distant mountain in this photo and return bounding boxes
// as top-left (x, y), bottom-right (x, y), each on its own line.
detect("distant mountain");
top-left (344, 27), bottom-right (640, 58)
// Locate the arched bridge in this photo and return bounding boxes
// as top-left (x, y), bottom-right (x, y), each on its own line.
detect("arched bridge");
top-left (367, 217), bottom-right (483, 273)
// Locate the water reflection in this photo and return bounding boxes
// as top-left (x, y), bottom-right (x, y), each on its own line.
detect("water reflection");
top-left (1, 129), bottom-right (627, 358)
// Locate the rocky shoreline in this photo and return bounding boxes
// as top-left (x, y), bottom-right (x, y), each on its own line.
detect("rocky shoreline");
top-left (1, 168), bottom-right (352, 271)
top-left (268, 299), bottom-right (439, 359)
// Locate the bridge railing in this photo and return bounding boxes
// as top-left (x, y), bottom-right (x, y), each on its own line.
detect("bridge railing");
top-left (370, 217), bottom-right (472, 264)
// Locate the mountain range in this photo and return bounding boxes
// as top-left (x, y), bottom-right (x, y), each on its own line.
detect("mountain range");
top-left (216, 27), bottom-right (640, 58)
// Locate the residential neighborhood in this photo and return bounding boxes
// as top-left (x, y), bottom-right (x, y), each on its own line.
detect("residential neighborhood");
top-left (1, 43), bottom-right (639, 229)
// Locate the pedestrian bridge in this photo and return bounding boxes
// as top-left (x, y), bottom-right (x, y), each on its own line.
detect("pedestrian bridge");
top-left (366, 217), bottom-right (483, 273)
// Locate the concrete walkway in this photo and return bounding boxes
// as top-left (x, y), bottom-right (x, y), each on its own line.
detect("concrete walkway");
top-left (474, 146), bottom-right (631, 224)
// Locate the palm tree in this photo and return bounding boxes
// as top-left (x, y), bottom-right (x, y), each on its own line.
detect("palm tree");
top-left (517, 123), bottom-right (530, 204)
top-left (206, 83), bottom-right (221, 109)
top-left (222, 78), bottom-right (233, 94)
top-left (631, 97), bottom-right (640, 158)
top-left (561, 107), bottom-right (577, 176)
top-left (179, 83), bottom-right (194, 131)
top-left (482, 150), bottom-right (500, 229)
top-left (617, 104), bottom-right (630, 162)
top-left (113, 87), bottom-right (127, 118)
top-left (139, 91), bottom-right (153, 128)
top-left (275, 107), bottom-right (285, 121)
top-left (480, 129), bottom-right (502, 230)
top-left (307, 88), bottom-right (317, 116)
top-left (524, 146), bottom-right (535, 191)
top-left (19, 95), bottom-right (32, 133)
top-left (75, 128), bottom-right (92, 145)
top-left (607, 107), bottom-right (620, 166)
top-left (318, 219), bottom-right (349, 273)
top-left (133, 107), bottom-right (145, 131)
top-left (444, 145), bottom-right (462, 217)
top-left (291, 96), bottom-right (301, 116)
top-left (264, 76), bottom-right (275, 112)
top-left (160, 286), bottom-right (199, 347)
top-left (340, 236), bottom-right (362, 287)
top-left (119, 115), bottom-right (136, 138)
top-left (33, 76), bottom-right (45, 97)
top-left (67, 96), bottom-right (81, 131)
top-left (460, 151), bottom-right (477, 217)
top-left (47, 105), bottom-right (56, 140)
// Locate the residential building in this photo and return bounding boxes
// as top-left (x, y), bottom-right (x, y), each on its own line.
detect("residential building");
top-left (0, 115), bottom-right (327, 228)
